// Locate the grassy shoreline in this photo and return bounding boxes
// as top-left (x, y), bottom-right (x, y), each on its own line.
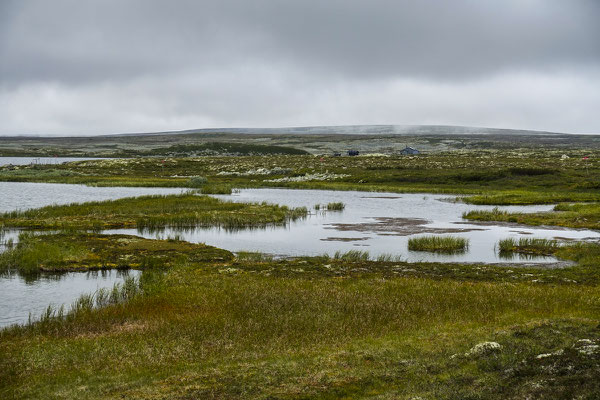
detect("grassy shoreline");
top-left (464, 203), bottom-right (600, 231)
top-left (3, 236), bottom-right (600, 398)
top-left (0, 193), bottom-right (307, 231)
top-left (2, 152), bottom-right (600, 206)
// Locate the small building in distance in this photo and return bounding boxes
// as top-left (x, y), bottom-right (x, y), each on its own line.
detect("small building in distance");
top-left (399, 146), bottom-right (420, 155)
top-left (347, 150), bottom-right (360, 156)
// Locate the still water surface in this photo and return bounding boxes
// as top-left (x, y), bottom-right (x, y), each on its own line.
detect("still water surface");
top-left (0, 270), bottom-right (141, 328)
top-left (0, 156), bottom-right (107, 166)
top-left (0, 182), bottom-right (185, 327)
top-left (0, 181), bottom-right (185, 213)
top-left (112, 188), bottom-right (600, 263)
top-left (2, 184), bottom-right (600, 327)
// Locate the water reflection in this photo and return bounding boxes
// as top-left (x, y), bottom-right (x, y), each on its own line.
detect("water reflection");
top-left (1, 187), bottom-right (599, 327)
top-left (497, 251), bottom-right (555, 262)
top-left (3, 188), bottom-right (600, 264)
top-left (104, 189), bottom-right (600, 264)
top-left (136, 217), bottom-right (306, 235)
top-left (0, 181), bottom-right (185, 213)
top-left (0, 269), bottom-right (141, 328)
top-left (0, 156), bottom-right (109, 166)
top-left (1, 267), bottom-right (133, 284)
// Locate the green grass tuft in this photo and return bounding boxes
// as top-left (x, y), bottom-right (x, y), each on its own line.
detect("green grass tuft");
top-left (408, 235), bottom-right (469, 253)
top-left (187, 176), bottom-right (207, 188)
top-left (236, 251), bottom-right (274, 262)
top-left (333, 250), bottom-right (370, 261)
top-left (326, 202), bottom-right (345, 211)
top-left (199, 184), bottom-right (233, 194)
top-left (498, 237), bottom-right (561, 255)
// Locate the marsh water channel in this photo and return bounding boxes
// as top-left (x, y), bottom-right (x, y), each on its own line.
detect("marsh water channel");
top-left (2, 183), bottom-right (600, 327)
top-left (0, 156), bottom-right (108, 166)
top-left (0, 182), bottom-right (186, 328)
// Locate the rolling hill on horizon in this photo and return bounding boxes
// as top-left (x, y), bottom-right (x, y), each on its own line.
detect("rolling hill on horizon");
top-left (1, 124), bottom-right (598, 158)
top-left (107, 124), bottom-right (573, 138)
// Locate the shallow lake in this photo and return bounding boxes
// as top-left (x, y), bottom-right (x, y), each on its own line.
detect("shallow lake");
top-left (0, 181), bottom-right (185, 213)
top-left (0, 182), bottom-right (186, 327)
top-left (0, 156), bottom-right (108, 166)
top-left (0, 270), bottom-right (141, 328)
top-left (111, 188), bottom-right (600, 263)
top-left (2, 184), bottom-right (600, 327)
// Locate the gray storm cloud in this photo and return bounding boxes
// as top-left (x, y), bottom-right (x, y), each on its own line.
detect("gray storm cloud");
top-left (0, 0), bottom-right (599, 135)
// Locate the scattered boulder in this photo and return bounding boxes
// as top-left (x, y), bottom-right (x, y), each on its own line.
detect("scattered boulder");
top-left (465, 341), bottom-right (502, 357)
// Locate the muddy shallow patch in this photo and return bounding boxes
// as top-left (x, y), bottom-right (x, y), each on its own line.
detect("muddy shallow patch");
top-left (453, 220), bottom-right (583, 231)
top-left (320, 236), bottom-right (371, 242)
top-left (326, 217), bottom-right (488, 236)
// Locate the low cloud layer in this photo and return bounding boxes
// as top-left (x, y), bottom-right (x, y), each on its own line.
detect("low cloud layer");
top-left (1, 0), bottom-right (599, 135)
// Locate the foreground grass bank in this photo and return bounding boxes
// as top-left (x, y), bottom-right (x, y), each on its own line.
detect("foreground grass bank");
top-left (0, 193), bottom-right (307, 230)
top-left (3, 237), bottom-right (600, 398)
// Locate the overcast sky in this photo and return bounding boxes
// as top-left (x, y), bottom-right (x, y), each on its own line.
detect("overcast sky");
top-left (1, 0), bottom-right (599, 136)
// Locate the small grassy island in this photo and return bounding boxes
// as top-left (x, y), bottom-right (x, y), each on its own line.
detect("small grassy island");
top-left (0, 232), bottom-right (233, 274)
top-left (0, 193), bottom-right (307, 231)
top-left (497, 237), bottom-right (561, 256)
top-left (408, 235), bottom-right (469, 253)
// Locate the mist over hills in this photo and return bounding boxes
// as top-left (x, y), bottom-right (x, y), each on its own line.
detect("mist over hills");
top-left (1, 124), bottom-right (598, 158)
top-left (113, 124), bottom-right (567, 138)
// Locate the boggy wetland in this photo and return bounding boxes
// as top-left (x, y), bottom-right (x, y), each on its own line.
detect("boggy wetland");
top-left (4, 0), bottom-right (600, 397)
top-left (4, 140), bottom-right (600, 399)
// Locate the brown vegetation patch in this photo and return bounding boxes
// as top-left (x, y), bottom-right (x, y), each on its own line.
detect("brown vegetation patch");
top-left (320, 236), bottom-right (371, 242)
top-left (327, 217), bottom-right (487, 236)
top-left (74, 320), bottom-right (153, 339)
top-left (359, 196), bottom-right (403, 199)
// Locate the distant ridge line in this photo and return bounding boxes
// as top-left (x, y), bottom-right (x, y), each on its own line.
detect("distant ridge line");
top-left (103, 124), bottom-right (568, 138)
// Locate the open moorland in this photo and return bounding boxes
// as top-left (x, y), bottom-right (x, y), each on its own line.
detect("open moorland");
top-left (2, 125), bottom-right (600, 157)
top-left (2, 131), bottom-right (600, 399)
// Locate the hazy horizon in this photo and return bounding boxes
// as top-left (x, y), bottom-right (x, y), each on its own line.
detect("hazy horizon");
top-left (1, 123), bottom-right (597, 139)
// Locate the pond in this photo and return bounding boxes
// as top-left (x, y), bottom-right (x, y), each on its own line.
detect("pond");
top-left (0, 156), bottom-right (108, 166)
top-left (0, 182), bottom-right (186, 327)
top-left (112, 188), bottom-right (600, 263)
top-left (2, 184), bottom-right (600, 328)
top-left (0, 181), bottom-right (185, 213)
top-left (0, 270), bottom-right (141, 328)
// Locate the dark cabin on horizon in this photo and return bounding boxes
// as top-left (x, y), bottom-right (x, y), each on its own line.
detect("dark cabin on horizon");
top-left (399, 146), bottom-right (420, 155)
top-left (347, 150), bottom-right (360, 156)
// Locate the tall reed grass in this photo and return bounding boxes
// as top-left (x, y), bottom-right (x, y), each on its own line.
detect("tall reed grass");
top-left (408, 235), bottom-right (469, 253)
top-left (18, 275), bottom-right (141, 332)
top-left (497, 237), bottom-right (561, 255)
top-left (326, 202), bottom-right (345, 211)
top-left (333, 250), bottom-right (370, 261)
top-left (200, 184), bottom-right (234, 194)
top-left (0, 194), bottom-right (307, 230)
